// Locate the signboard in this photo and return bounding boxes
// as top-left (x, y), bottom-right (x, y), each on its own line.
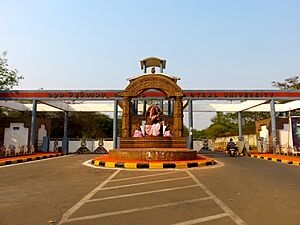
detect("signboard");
top-left (183, 91), bottom-right (300, 100)
top-left (1, 90), bottom-right (300, 100)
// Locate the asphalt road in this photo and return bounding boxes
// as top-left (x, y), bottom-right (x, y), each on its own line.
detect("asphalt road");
top-left (1, 151), bottom-right (300, 225)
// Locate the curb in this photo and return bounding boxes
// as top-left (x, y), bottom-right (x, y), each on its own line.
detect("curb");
top-left (91, 159), bottom-right (217, 169)
top-left (241, 153), bottom-right (300, 166)
top-left (0, 153), bottom-right (64, 166)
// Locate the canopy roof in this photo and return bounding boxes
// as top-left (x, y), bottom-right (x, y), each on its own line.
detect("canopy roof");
top-left (1, 100), bottom-right (300, 113)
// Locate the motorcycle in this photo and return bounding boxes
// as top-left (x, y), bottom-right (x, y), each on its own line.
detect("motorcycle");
top-left (228, 147), bottom-right (238, 157)
top-left (227, 143), bottom-right (238, 157)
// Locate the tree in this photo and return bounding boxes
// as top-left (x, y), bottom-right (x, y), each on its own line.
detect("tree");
top-left (272, 75), bottom-right (300, 116)
top-left (0, 51), bottom-right (23, 90)
top-left (192, 129), bottom-right (207, 139)
top-left (0, 51), bottom-right (23, 116)
top-left (46, 112), bottom-right (114, 139)
top-left (206, 112), bottom-right (238, 138)
top-left (272, 76), bottom-right (300, 90)
top-left (195, 110), bottom-right (270, 140)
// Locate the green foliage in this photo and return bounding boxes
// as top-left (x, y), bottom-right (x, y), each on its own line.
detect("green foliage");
top-left (40, 112), bottom-right (114, 139)
top-left (39, 112), bottom-right (64, 138)
top-left (0, 51), bottom-right (23, 115)
top-left (0, 51), bottom-right (23, 90)
top-left (272, 75), bottom-right (300, 116)
top-left (272, 76), bottom-right (300, 90)
top-left (206, 112), bottom-right (238, 138)
top-left (196, 111), bottom-right (269, 139)
top-left (192, 129), bottom-right (207, 139)
top-left (0, 108), bottom-right (24, 117)
top-left (68, 112), bottom-right (113, 138)
top-left (183, 125), bottom-right (189, 137)
top-left (241, 112), bottom-right (269, 134)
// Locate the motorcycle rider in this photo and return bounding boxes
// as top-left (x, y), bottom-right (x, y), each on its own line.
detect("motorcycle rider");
top-left (226, 138), bottom-right (236, 155)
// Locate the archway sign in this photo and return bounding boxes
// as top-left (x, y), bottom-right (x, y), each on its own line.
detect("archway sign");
top-left (2, 89), bottom-right (300, 101)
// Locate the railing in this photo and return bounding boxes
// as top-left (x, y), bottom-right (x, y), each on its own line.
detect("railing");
top-left (276, 145), bottom-right (300, 156)
top-left (0, 145), bottom-right (35, 158)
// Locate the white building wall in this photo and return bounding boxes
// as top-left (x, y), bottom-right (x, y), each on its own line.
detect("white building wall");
top-left (193, 140), bottom-right (214, 151)
top-left (104, 141), bottom-right (113, 151)
top-left (214, 134), bottom-right (257, 150)
top-left (279, 123), bottom-right (293, 147)
top-left (38, 124), bottom-right (47, 143)
top-left (213, 124), bottom-right (294, 152)
top-left (4, 123), bottom-right (29, 146)
top-left (259, 125), bottom-right (269, 142)
top-left (49, 141), bottom-right (62, 152)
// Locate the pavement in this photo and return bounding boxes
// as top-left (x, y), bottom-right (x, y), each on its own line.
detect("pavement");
top-left (1, 151), bottom-right (300, 225)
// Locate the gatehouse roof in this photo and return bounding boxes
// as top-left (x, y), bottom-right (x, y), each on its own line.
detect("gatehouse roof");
top-left (140, 57), bottom-right (166, 70)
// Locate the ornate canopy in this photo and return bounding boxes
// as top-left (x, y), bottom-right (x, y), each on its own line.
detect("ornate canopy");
top-left (120, 73), bottom-right (184, 139)
top-left (121, 74), bottom-right (183, 98)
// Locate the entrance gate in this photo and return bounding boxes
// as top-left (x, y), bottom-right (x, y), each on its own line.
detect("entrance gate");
top-left (1, 57), bottom-right (300, 154)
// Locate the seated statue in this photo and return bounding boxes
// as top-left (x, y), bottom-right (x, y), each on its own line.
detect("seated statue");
top-left (133, 125), bottom-right (144, 137)
top-left (163, 125), bottom-right (173, 138)
top-left (145, 105), bottom-right (163, 136)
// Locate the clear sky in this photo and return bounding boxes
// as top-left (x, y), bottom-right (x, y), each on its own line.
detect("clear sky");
top-left (1, 0), bottom-right (299, 90)
top-left (1, 0), bottom-right (300, 129)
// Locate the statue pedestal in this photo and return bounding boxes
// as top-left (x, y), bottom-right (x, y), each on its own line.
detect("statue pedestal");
top-left (120, 137), bottom-right (187, 148)
top-left (109, 148), bottom-right (197, 161)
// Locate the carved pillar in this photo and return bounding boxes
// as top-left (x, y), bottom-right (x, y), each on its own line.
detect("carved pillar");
top-left (122, 97), bottom-right (132, 138)
top-left (173, 96), bottom-right (183, 137)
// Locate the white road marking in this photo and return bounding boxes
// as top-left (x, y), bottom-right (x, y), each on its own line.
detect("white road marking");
top-left (11, 192), bottom-right (43, 197)
top-left (101, 176), bottom-right (190, 190)
top-left (57, 170), bottom-right (120, 225)
top-left (186, 170), bottom-right (247, 225)
top-left (111, 171), bottom-right (184, 182)
top-left (59, 162), bottom-right (240, 225)
top-left (62, 197), bottom-right (212, 224)
top-left (0, 155), bottom-right (70, 168)
top-left (172, 213), bottom-right (228, 225)
top-left (87, 184), bottom-right (199, 202)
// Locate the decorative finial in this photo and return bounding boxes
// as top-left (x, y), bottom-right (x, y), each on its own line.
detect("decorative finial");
top-left (151, 67), bottom-right (156, 74)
